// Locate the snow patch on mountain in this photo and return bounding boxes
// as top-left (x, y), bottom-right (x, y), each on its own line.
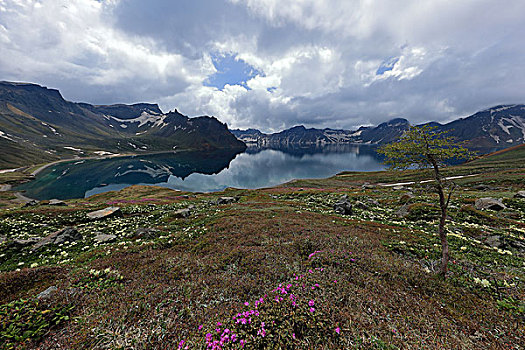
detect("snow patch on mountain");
top-left (111, 112), bottom-right (168, 128)
top-left (490, 105), bottom-right (516, 113)
top-left (499, 115), bottom-right (525, 139)
top-left (0, 130), bottom-right (14, 141)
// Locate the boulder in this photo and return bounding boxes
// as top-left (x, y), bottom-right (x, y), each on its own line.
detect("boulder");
top-left (217, 197), bottom-right (239, 205)
top-left (354, 201), bottom-right (369, 210)
top-left (37, 286), bottom-right (58, 300)
top-left (333, 195), bottom-right (352, 215)
top-left (23, 200), bottom-right (39, 207)
top-left (87, 207), bottom-right (122, 220)
top-left (134, 227), bottom-right (159, 239)
top-left (366, 198), bottom-right (380, 206)
top-left (399, 193), bottom-right (415, 204)
top-left (8, 237), bottom-right (40, 249)
top-left (473, 184), bottom-right (494, 191)
top-left (514, 191), bottom-right (525, 199)
top-left (484, 235), bottom-right (503, 248)
top-left (33, 227), bottom-right (82, 250)
top-left (474, 198), bottom-right (506, 211)
top-left (395, 205), bottom-right (410, 218)
top-left (508, 239), bottom-right (525, 253)
top-left (172, 208), bottom-right (191, 218)
top-left (94, 234), bottom-right (117, 244)
top-left (48, 199), bottom-right (67, 206)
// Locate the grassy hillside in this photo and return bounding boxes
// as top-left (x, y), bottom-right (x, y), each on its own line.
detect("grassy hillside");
top-left (0, 149), bottom-right (523, 349)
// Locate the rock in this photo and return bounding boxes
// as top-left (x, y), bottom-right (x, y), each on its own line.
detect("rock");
top-left (399, 193), bottom-right (415, 204)
top-left (37, 286), bottom-right (58, 300)
top-left (48, 199), bottom-right (67, 206)
top-left (87, 207), bottom-right (122, 220)
top-left (23, 200), bottom-right (39, 207)
top-left (484, 235), bottom-right (503, 248)
top-left (94, 234), bottom-right (117, 244)
top-left (217, 197), bottom-right (239, 205)
top-left (361, 183), bottom-right (375, 190)
top-left (134, 227), bottom-right (159, 239)
top-left (395, 205), bottom-right (410, 218)
top-left (514, 191), bottom-right (525, 199)
top-left (473, 184), bottom-right (494, 191)
top-left (333, 195), bottom-right (352, 215)
top-left (181, 195), bottom-right (191, 199)
top-left (8, 237), bottom-right (40, 249)
top-left (33, 227), bottom-right (82, 250)
top-left (366, 198), bottom-right (380, 206)
top-left (172, 208), bottom-right (191, 218)
top-left (354, 201), bottom-right (369, 210)
top-left (474, 198), bottom-right (506, 211)
top-left (508, 239), bottom-right (525, 253)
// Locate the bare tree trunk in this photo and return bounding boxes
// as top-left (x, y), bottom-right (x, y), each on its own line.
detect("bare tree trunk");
top-left (430, 158), bottom-right (449, 277)
top-left (438, 196), bottom-right (449, 276)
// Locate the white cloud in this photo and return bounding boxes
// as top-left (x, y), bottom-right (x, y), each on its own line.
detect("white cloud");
top-left (1, 0), bottom-right (525, 132)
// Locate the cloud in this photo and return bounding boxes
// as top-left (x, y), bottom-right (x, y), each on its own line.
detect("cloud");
top-left (1, 0), bottom-right (525, 132)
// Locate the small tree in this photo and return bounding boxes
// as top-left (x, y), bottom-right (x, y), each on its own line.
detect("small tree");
top-left (378, 125), bottom-right (472, 276)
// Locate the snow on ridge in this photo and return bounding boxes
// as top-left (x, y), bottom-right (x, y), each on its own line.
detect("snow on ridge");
top-left (111, 112), bottom-right (168, 128)
top-left (499, 116), bottom-right (525, 139)
top-left (0, 130), bottom-right (15, 141)
top-left (490, 134), bottom-right (500, 143)
top-left (490, 105), bottom-right (516, 113)
top-left (63, 146), bottom-right (83, 152)
top-left (498, 120), bottom-right (512, 134)
top-left (41, 122), bottom-right (59, 135)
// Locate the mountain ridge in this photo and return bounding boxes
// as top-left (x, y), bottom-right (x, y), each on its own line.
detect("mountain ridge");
top-left (232, 105), bottom-right (525, 149)
top-left (0, 82), bottom-right (246, 169)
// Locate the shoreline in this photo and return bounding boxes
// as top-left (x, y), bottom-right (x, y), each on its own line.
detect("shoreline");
top-left (1, 148), bottom-right (243, 203)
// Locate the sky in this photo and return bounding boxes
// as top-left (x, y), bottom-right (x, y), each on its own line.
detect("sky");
top-left (1, 0), bottom-right (525, 132)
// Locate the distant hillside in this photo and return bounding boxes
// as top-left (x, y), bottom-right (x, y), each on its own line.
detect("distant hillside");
top-left (232, 105), bottom-right (525, 150)
top-left (0, 82), bottom-right (245, 169)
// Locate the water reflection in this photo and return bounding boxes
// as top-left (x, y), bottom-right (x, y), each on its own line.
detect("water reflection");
top-left (16, 145), bottom-right (385, 200)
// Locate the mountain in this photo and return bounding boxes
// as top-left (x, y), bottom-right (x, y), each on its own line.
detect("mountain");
top-left (232, 105), bottom-right (525, 149)
top-left (427, 105), bottom-right (525, 148)
top-left (231, 118), bottom-right (410, 146)
top-left (0, 82), bottom-right (245, 168)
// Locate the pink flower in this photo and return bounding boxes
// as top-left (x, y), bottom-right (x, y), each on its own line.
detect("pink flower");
top-left (244, 302), bottom-right (249, 306)
top-left (308, 300), bottom-right (315, 307)
top-left (335, 327), bottom-right (341, 334)
top-left (309, 307), bottom-right (315, 313)
top-left (198, 324), bottom-right (203, 331)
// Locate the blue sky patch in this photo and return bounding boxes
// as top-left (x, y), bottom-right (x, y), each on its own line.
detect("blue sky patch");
top-left (376, 56), bottom-right (399, 75)
top-left (205, 53), bottom-right (262, 90)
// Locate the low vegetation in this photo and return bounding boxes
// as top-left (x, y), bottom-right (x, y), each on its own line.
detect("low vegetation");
top-left (0, 146), bottom-right (524, 349)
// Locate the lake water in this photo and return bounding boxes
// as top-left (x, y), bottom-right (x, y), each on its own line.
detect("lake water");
top-left (16, 145), bottom-right (385, 200)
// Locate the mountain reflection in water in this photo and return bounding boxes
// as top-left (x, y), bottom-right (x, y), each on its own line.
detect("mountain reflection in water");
top-left (16, 145), bottom-right (385, 200)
